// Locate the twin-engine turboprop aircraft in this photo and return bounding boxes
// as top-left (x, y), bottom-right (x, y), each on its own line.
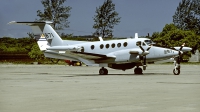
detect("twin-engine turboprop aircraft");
top-left (9, 21), bottom-right (192, 75)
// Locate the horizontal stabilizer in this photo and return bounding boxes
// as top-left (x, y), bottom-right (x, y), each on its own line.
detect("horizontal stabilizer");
top-left (8, 21), bottom-right (53, 25)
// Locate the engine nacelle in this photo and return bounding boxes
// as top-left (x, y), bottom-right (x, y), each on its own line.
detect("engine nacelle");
top-left (173, 47), bottom-right (192, 52)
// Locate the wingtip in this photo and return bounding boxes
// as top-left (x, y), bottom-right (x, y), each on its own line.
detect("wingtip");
top-left (8, 21), bottom-right (16, 24)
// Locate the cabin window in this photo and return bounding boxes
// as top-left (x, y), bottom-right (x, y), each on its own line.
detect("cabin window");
top-left (100, 44), bottom-right (104, 49)
top-left (111, 43), bottom-right (115, 48)
top-left (142, 42), bottom-right (146, 46)
top-left (136, 41), bottom-right (141, 46)
top-left (145, 40), bottom-right (153, 45)
top-left (106, 44), bottom-right (110, 49)
top-left (91, 45), bottom-right (95, 50)
top-left (117, 43), bottom-right (121, 47)
top-left (123, 42), bottom-right (128, 47)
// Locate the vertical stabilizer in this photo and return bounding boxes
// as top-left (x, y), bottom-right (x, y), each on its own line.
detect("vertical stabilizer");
top-left (42, 24), bottom-right (63, 46)
top-left (36, 34), bottom-right (50, 51)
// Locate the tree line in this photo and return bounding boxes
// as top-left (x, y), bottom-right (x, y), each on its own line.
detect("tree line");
top-left (1, 0), bottom-right (200, 62)
top-left (151, 0), bottom-right (200, 55)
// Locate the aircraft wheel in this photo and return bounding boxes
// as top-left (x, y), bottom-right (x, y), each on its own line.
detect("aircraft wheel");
top-left (134, 67), bottom-right (143, 74)
top-left (99, 68), bottom-right (108, 75)
top-left (173, 68), bottom-right (180, 75)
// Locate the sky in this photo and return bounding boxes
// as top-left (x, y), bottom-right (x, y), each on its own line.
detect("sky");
top-left (0, 0), bottom-right (182, 38)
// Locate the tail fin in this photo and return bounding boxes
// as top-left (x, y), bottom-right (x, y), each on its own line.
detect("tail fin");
top-left (36, 34), bottom-right (50, 51)
top-left (8, 21), bottom-right (63, 46)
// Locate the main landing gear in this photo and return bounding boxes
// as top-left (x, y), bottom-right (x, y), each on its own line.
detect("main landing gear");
top-left (99, 67), bottom-right (108, 75)
top-left (99, 66), bottom-right (143, 75)
top-left (134, 66), bottom-right (143, 74)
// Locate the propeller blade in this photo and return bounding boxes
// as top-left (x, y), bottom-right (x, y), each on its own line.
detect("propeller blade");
top-left (178, 51), bottom-right (183, 55)
top-left (177, 56), bottom-right (181, 64)
top-left (179, 43), bottom-right (185, 51)
top-left (177, 43), bottom-right (185, 64)
top-left (139, 46), bottom-right (145, 52)
top-left (143, 56), bottom-right (147, 70)
top-left (143, 56), bottom-right (146, 65)
top-left (146, 46), bottom-right (151, 51)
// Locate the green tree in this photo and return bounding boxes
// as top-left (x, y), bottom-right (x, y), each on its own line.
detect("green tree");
top-left (28, 44), bottom-right (44, 61)
top-left (0, 37), bottom-right (29, 53)
top-left (173, 0), bottom-right (200, 35)
top-left (93, 0), bottom-right (121, 38)
top-left (36, 0), bottom-right (72, 30)
top-left (152, 24), bottom-right (200, 54)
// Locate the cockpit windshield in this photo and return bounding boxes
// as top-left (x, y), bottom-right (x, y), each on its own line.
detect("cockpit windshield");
top-left (144, 39), bottom-right (155, 45)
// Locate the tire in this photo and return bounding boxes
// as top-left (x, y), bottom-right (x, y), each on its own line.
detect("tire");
top-left (104, 69), bottom-right (108, 75)
top-left (99, 69), bottom-right (105, 75)
top-left (134, 68), bottom-right (138, 74)
top-left (173, 68), bottom-right (180, 75)
top-left (134, 68), bottom-right (143, 74)
top-left (99, 68), bottom-right (108, 75)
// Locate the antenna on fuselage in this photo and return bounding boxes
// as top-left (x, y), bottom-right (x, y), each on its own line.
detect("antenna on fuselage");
top-left (99, 36), bottom-right (103, 41)
top-left (135, 33), bottom-right (138, 39)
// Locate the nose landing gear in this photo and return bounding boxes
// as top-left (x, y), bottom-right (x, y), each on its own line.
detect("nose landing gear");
top-left (173, 67), bottom-right (180, 75)
top-left (173, 58), bottom-right (180, 75)
top-left (172, 43), bottom-right (185, 75)
top-left (173, 56), bottom-right (181, 75)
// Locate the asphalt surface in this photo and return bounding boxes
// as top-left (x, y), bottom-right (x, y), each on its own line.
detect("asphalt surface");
top-left (0, 64), bottom-right (200, 112)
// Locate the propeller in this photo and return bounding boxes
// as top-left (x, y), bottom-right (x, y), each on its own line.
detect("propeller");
top-left (137, 41), bottom-right (152, 70)
top-left (176, 43), bottom-right (185, 64)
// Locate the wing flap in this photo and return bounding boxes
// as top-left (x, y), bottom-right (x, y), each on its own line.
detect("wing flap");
top-left (70, 51), bottom-right (116, 60)
top-left (47, 45), bottom-right (81, 51)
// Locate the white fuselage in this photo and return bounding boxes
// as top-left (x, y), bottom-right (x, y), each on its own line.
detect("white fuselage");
top-left (44, 38), bottom-right (179, 64)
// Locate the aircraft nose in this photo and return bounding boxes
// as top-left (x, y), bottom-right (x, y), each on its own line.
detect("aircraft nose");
top-left (173, 50), bottom-right (179, 55)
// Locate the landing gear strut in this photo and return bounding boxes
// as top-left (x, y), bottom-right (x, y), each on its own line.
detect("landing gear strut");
top-left (134, 66), bottom-right (143, 74)
top-left (99, 67), bottom-right (108, 75)
top-left (173, 56), bottom-right (180, 75)
top-left (172, 43), bottom-right (185, 75)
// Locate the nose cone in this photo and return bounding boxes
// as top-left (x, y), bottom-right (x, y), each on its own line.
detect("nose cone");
top-left (173, 50), bottom-right (179, 55)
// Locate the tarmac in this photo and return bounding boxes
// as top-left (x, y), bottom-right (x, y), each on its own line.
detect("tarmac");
top-left (0, 64), bottom-right (200, 112)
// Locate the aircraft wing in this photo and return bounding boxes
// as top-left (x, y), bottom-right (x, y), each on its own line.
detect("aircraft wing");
top-left (69, 51), bottom-right (116, 60)
top-left (47, 46), bottom-right (81, 51)
top-left (47, 45), bottom-right (116, 60)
